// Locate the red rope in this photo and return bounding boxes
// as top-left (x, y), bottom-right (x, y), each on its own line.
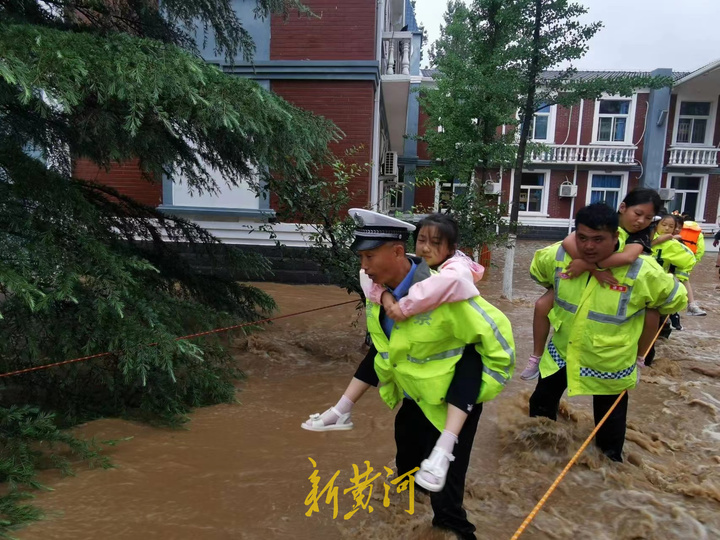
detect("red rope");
top-left (0, 299), bottom-right (359, 379)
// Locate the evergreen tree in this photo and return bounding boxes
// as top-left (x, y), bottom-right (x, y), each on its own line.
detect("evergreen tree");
top-left (0, 1), bottom-right (338, 529)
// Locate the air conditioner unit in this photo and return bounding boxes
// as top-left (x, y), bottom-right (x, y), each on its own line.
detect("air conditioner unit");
top-left (658, 187), bottom-right (676, 201)
top-left (382, 151), bottom-right (398, 177)
top-left (558, 183), bottom-right (578, 198)
top-left (484, 181), bottom-right (501, 195)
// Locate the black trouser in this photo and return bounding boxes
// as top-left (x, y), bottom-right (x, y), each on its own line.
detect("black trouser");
top-left (395, 398), bottom-right (482, 540)
top-left (355, 344), bottom-right (484, 538)
top-left (528, 367), bottom-right (628, 462)
top-left (354, 344), bottom-right (483, 412)
top-left (354, 344), bottom-right (381, 385)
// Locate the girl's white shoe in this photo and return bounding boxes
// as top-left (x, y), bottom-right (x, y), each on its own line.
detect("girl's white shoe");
top-left (415, 446), bottom-right (455, 492)
top-left (301, 407), bottom-right (354, 432)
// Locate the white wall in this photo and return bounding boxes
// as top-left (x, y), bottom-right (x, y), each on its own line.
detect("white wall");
top-left (172, 161), bottom-right (259, 210)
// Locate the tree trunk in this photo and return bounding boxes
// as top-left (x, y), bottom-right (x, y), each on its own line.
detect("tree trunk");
top-left (501, 0), bottom-right (543, 301)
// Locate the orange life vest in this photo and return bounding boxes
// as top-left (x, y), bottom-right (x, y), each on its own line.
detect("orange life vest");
top-left (679, 221), bottom-right (702, 254)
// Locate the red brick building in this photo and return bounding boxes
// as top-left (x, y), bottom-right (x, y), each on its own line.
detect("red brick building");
top-left (416, 65), bottom-right (720, 246)
top-left (76, 1), bottom-right (719, 251)
top-left (75, 0), bottom-right (421, 248)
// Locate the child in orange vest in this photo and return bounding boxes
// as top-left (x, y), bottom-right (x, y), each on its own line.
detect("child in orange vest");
top-left (677, 213), bottom-right (706, 316)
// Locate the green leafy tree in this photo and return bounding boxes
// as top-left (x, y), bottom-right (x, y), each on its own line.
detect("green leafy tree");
top-left (260, 147), bottom-right (369, 297)
top-left (416, 0), bottom-right (520, 254)
top-left (0, 0), bottom-right (338, 529)
top-left (420, 0), bottom-right (520, 185)
top-left (418, 0), bottom-right (672, 297)
top-left (502, 0), bottom-right (672, 299)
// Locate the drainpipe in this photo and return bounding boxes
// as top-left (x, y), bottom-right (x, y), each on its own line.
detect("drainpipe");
top-left (370, 0), bottom-right (385, 209)
top-left (567, 99), bottom-right (585, 234)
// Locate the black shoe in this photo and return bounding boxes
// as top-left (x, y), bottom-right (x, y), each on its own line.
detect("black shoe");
top-left (601, 448), bottom-right (624, 462)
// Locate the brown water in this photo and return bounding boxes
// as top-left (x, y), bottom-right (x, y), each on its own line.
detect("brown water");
top-left (16, 242), bottom-right (720, 539)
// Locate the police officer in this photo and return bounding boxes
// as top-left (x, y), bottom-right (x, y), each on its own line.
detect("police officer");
top-left (350, 209), bottom-right (515, 540)
top-left (528, 203), bottom-right (688, 461)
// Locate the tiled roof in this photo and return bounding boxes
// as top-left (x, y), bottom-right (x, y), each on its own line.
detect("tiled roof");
top-left (421, 68), bottom-right (690, 81)
top-left (542, 70), bottom-right (690, 82)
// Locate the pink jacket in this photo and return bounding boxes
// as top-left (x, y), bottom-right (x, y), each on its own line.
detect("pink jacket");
top-left (365, 251), bottom-right (484, 317)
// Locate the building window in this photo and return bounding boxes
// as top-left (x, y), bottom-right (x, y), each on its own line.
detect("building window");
top-left (588, 174), bottom-right (624, 210)
top-left (436, 181), bottom-right (467, 213)
top-left (388, 184), bottom-right (404, 210)
top-left (530, 105), bottom-right (551, 141)
top-left (669, 176), bottom-right (703, 219)
top-left (518, 173), bottom-right (545, 213)
top-left (596, 99), bottom-right (631, 142)
top-left (676, 102), bottom-right (711, 144)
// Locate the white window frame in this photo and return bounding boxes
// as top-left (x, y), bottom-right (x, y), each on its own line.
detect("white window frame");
top-left (530, 105), bottom-right (556, 143)
top-left (434, 180), bottom-right (468, 213)
top-left (672, 98), bottom-right (717, 147)
top-left (508, 169), bottom-right (550, 216)
top-left (665, 173), bottom-right (708, 222)
top-left (591, 95), bottom-right (637, 145)
top-left (585, 171), bottom-right (629, 210)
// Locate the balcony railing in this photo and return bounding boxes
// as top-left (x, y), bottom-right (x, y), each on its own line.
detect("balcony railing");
top-left (668, 147), bottom-right (720, 167)
top-left (382, 32), bottom-right (413, 76)
top-left (528, 145), bottom-right (636, 165)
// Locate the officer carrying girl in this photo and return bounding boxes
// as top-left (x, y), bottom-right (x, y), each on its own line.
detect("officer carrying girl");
top-left (303, 209), bottom-right (515, 540)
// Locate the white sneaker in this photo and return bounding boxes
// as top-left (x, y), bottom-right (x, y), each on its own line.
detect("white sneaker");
top-left (687, 302), bottom-right (707, 316)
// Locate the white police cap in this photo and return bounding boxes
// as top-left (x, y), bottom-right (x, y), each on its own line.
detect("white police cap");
top-left (348, 208), bottom-right (416, 252)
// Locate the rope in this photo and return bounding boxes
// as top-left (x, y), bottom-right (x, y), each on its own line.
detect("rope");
top-left (0, 299), bottom-right (360, 379)
top-left (510, 314), bottom-right (670, 540)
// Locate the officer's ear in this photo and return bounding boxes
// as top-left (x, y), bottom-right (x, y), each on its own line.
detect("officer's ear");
top-left (613, 229), bottom-right (620, 241)
top-left (392, 242), bottom-right (406, 259)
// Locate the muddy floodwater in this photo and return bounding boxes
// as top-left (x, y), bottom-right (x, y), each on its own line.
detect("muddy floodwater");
top-left (16, 241), bottom-right (720, 539)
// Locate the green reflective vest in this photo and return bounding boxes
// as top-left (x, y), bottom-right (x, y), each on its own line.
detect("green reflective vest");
top-left (530, 243), bottom-right (687, 397)
top-left (651, 234), bottom-right (697, 282)
top-left (364, 260), bottom-right (515, 432)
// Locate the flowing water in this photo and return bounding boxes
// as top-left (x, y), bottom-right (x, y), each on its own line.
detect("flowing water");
top-left (15, 242), bottom-right (720, 539)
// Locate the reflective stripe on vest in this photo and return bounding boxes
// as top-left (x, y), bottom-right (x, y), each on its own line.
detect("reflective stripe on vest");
top-left (483, 365), bottom-right (508, 386)
top-left (549, 320), bottom-right (636, 380)
top-left (379, 352), bottom-right (389, 360)
top-left (468, 298), bottom-right (515, 375)
top-left (587, 258), bottom-right (643, 325)
top-left (406, 347), bottom-right (464, 364)
top-left (548, 340), bottom-right (566, 368)
top-left (580, 364), bottom-right (636, 380)
top-left (587, 308), bottom-right (645, 325)
top-left (553, 247), bottom-right (579, 314)
top-left (663, 279), bottom-right (681, 305)
top-left (408, 347), bottom-right (510, 387)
